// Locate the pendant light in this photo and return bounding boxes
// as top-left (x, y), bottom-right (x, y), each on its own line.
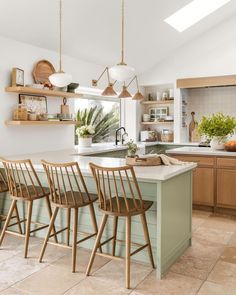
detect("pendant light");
top-left (118, 76), bottom-right (144, 100)
top-left (109, 0), bottom-right (135, 82)
top-left (49, 0), bottom-right (72, 87)
top-left (92, 67), bottom-right (117, 96)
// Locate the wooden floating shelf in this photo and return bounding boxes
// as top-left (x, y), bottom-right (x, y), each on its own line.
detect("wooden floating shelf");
top-left (5, 120), bottom-right (77, 126)
top-left (141, 100), bottom-right (174, 105)
top-left (5, 86), bottom-right (82, 98)
top-left (141, 121), bottom-right (174, 125)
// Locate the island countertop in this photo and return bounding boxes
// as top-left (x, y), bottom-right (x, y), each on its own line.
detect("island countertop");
top-left (167, 146), bottom-right (236, 157)
top-left (2, 149), bottom-right (196, 182)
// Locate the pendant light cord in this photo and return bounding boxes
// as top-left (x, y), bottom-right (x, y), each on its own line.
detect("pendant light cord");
top-left (59, 0), bottom-right (62, 72)
top-left (121, 0), bottom-right (125, 65)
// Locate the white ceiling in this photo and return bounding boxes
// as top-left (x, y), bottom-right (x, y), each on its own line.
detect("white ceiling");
top-left (1, 0), bottom-right (236, 74)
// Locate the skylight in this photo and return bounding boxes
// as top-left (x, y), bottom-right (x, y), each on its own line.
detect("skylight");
top-left (164, 0), bottom-right (231, 32)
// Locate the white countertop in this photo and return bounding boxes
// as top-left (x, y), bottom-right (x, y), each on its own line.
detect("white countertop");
top-left (3, 149), bottom-right (197, 182)
top-left (72, 141), bottom-right (198, 156)
top-left (167, 146), bottom-right (236, 157)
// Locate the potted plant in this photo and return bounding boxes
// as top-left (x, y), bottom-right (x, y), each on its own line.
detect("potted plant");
top-left (198, 113), bottom-right (236, 150)
top-left (126, 140), bottom-right (139, 157)
top-left (76, 125), bottom-right (95, 147)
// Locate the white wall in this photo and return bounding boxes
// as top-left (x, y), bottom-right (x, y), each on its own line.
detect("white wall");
top-left (0, 36), bottom-right (105, 156)
top-left (140, 15), bottom-right (236, 85)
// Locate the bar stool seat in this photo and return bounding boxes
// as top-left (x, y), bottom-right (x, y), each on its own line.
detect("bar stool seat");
top-left (11, 185), bottom-right (50, 200)
top-left (51, 191), bottom-right (98, 208)
top-left (100, 197), bottom-right (153, 216)
top-left (0, 180), bottom-right (8, 192)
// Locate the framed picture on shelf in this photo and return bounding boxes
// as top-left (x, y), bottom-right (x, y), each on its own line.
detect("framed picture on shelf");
top-left (11, 67), bottom-right (24, 86)
top-left (19, 94), bottom-right (48, 114)
top-left (149, 107), bottom-right (168, 121)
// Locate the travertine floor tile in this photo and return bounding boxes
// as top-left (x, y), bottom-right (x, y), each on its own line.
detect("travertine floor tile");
top-left (228, 232), bottom-right (236, 246)
top-left (0, 287), bottom-right (33, 294)
top-left (201, 215), bottom-right (236, 231)
top-left (14, 264), bottom-right (84, 295)
top-left (220, 246), bottom-right (236, 264)
top-left (208, 261), bottom-right (236, 288)
top-left (130, 271), bottom-right (202, 295)
top-left (51, 247), bottom-right (110, 273)
top-left (0, 255), bottom-right (46, 292)
top-left (193, 226), bottom-right (234, 245)
top-left (0, 250), bottom-right (14, 262)
top-left (192, 210), bottom-right (212, 218)
top-left (197, 281), bottom-right (236, 295)
top-left (171, 238), bottom-right (223, 280)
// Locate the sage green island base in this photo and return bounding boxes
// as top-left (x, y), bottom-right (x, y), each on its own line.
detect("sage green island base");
top-left (0, 150), bottom-right (196, 279)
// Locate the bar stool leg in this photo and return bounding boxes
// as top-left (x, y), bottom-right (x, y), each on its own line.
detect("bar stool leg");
top-left (112, 216), bottom-right (118, 256)
top-left (72, 208), bottom-right (78, 273)
top-left (24, 200), bottom-right (33, 258)
top-left (14, 202), bottom-right (23, 234)
top-left (45, 196), bottom-right (58, 244)
top-left (86, 214), bottom-right (108, 276)
top-left (140, 213), bottom-right (155, 269)
top-left (125, 216), bottom-right (131, 289)
top-left (39, 207), bottom-right (59, 263)
top-left (0, 199), bottom-right (16, 245)
top-left (66, 208), bottom-right (71, 246)
top-left (88, 203), bottom-right (102, 253)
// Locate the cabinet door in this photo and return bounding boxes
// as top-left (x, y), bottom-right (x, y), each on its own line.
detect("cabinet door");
top-left (193, 168), bottom-right (214, 206)
top-left (217, 169), bottom-right (236, 208)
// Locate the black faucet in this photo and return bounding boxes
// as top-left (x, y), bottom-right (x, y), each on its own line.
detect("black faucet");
top-left (115, 127), bottom-right (127, 145)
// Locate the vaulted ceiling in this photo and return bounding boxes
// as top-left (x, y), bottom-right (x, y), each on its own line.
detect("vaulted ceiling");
top-left (1, 0), bottom-right (236, 74)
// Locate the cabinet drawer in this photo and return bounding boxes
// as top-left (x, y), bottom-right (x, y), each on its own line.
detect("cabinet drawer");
top-left (217, 157), bottom-right (236, 168)
top-left (172, 155), bottom-right (214, 166)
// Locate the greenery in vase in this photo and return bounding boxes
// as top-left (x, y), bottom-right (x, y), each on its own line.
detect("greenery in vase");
top-left (76, 106), bottom-right (119, 143)
top-left (126, 140), bottom-right (139, 157)
top-left (76, 125), bottom-right (95, 138)
top-left (198, 112), bottom-right (236, 140)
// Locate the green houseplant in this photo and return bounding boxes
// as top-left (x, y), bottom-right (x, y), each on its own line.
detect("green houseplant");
top-left (198, 113), bottom-right (236, 150)
top-left (126, 140), bottom-right (139, 157)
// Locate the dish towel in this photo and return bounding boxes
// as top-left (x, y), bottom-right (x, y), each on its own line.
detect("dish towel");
top-left (138, 154), bottom-right (186, 166)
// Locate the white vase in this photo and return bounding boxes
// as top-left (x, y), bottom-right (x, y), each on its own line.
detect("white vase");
top-left (78, 136), bottom-right (92, 147)
top-left (210, 137), bottom-right (227, 150)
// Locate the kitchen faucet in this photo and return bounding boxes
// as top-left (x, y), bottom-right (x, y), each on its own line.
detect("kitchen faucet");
top-left (115, 127), bottom-right (128, 145)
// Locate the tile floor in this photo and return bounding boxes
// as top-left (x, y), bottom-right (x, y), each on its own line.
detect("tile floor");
top-left (1, 210), bottom-right (236, 294)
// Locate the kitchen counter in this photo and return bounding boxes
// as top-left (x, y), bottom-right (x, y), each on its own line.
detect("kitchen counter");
top-left (1, 149), bottom-right (196, 279)
top-left (167, 146), bottom-right (236, 156)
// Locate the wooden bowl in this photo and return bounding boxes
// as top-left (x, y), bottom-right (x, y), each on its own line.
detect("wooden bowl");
top-left (224, 141), bottom-right (236, 152)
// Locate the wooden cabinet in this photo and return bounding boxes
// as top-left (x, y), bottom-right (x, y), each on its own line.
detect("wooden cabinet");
top-left (192, 168), bottom-right (214, 205)
top-left (217, 169), bottom-right (236, 208)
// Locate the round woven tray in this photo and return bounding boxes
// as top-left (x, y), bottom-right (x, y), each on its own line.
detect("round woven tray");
top-left (224, 146), bottom-right (236, 152)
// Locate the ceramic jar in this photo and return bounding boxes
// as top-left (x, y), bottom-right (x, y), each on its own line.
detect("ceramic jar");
top-left (78, 136), bottom-right (92, 147)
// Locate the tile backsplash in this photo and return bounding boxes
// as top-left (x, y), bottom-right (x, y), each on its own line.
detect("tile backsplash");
top-left (187, 86), bottom-right (236, 121)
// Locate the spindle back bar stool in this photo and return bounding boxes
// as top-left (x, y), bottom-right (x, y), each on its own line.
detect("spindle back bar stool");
top-left (86, 163), bottom-right (155, 289)
top-left (39, 160), bottom-right (100, 272)
top-left (0, 158), bottom-right (57, 258)
top-left (0, 169), bottom-right (22, 233)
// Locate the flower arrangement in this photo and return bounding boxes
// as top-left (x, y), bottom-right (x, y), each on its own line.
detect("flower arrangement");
top-left (126, 139), bottom-right (139, 157)
top-left (198, 112), bottom-right (236, 140)
top-left (76, 125), bottom-right (95, 138)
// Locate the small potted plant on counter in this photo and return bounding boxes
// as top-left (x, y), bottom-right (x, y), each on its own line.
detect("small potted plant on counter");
top-left (126, 140), bottom-right (139, 157)
top-left (198, 112), bottom-right (236, 150)
top-left (76, 125), bottom-right (95, 147)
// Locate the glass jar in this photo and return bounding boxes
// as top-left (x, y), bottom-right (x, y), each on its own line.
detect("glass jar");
top-left (13, 103), bottom-right (28, 121)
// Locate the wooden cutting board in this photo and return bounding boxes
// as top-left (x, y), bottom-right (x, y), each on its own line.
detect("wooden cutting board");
top-left (32, 60), bottom-right (55, 84)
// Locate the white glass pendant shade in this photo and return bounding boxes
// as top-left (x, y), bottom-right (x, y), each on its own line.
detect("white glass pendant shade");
top-left (109, 64), bottom-right (135, 82)
top-left (49, 72), bottom-right (72, 88)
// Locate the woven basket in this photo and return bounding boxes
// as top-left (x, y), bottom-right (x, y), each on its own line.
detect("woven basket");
top-left (126, 156), bottom-right (162, 166)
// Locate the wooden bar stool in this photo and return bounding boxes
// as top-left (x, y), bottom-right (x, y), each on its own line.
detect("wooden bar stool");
top-left (39, 160), bottom-right (100, 273)
top-left (0, 158), bottom-right (58, 258)
top-left (0, 170), bottom-right (22, 233)
top-left (86, 163), bottom-right (155, 289)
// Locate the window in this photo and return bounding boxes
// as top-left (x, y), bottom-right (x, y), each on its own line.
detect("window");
top-left (75, 96), bottom-right (120, 144)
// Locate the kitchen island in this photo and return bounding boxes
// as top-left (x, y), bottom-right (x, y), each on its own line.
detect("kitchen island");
top-left (167, 147), bottom-right (236, 215)
top-left (0, 149), bottom-right (196, 279)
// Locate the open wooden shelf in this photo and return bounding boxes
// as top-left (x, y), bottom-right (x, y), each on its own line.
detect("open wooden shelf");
top-left (5, 120), bottom-right (77, 126)
top-left (5, 86), bottom-right (82, 98)
top-left (141, 121), bottom-right (174, 125)
top-left (141, 100), bottom-right (174, 105)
